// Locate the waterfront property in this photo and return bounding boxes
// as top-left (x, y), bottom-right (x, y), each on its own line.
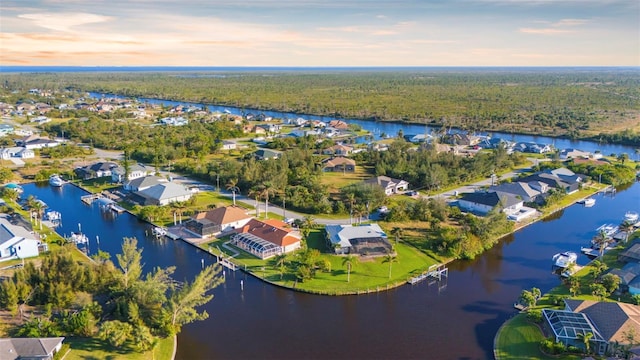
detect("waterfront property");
top-left (131, 182), bottom-right (193, 206)
top-left (0, 337), bottom-right (65, 360)
top-left (325, 223), bottom-right (391, 256)
top-left (456, 191), bottom-right (523, 216)
top-left (542, 299), bottom-right (640, 356)
top-left (183, 206), bottom-right (252, 238)
top-left (111, 163), bottom-right (150, 183)
top-left (74, 161), bottom-right (118, 180)
top-left (0, 213), bottom-right (41, 262)
top-left (230, 219), bottom-right (301, 259)
top-left (123, 175), bottom-right (167, 192)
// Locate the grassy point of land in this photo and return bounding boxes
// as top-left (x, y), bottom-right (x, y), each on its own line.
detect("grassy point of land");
top-left (201, 229), bottom-right (439, 295)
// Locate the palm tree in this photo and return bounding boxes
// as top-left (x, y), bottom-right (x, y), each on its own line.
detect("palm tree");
top-left (593, 229), bottom-right (610, 260)
top-left (383, 252), bottom-right (398, 279)
top-left (261, 182), bottom-right (274, 219)
top-left (342, 254), bottom-right (358, 283)
top-left (171, 201), bottom-right (188, 225)
top-left (226, 179), bottom-right (240, 206)
top-left (272, 253), bottom-right (288, 280)
top-left (346, 193), bottom-right (356, 225)
top-left (300, 216), bottom-right (316, 245)
top-left (248, 187), bottom-right (261, 217)
top-left (577, 331), bottom-right (594, 354)
top-left (619, 221), bottom-right (635, 244)
top-left (390, 227), bottom-right (403, 243)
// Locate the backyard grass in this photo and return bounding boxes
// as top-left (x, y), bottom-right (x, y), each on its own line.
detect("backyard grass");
top-left (62, 336), bottom-right (174, 360)
top-left (201, 229), bottom-right (439, 295)
top-left (495, 314), bottom-right (578, 360)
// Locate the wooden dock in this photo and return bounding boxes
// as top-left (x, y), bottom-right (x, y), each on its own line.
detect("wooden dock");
top-left (408, 264), bottom-right (448, 285)
top-left (80, 194), bottom-right (101, 204)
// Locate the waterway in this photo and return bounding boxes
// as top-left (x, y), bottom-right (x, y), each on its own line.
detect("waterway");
top-left (89, 92), bottom-right (636, 156)
top-left (20, 180), bottom-right (640, 359)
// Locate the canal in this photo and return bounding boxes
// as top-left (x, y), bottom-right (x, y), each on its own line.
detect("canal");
top-left (21, 180), bottom-right (640, 359)
top-left (90, 92), bottom-right (637, 156)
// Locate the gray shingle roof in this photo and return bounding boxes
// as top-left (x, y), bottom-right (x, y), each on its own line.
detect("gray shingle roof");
top-left (138, 182), bottom-right (192, 201)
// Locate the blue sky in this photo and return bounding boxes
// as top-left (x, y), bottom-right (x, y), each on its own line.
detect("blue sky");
top-left (1, 0), bottom-right (638, 66)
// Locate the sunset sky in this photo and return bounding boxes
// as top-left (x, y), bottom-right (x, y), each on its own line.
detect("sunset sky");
top-left (1, 0), bottom-right (638, 67)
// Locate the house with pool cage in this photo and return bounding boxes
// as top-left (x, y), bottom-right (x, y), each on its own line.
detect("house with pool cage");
top-left (230, 219), bottom-right (301, 259)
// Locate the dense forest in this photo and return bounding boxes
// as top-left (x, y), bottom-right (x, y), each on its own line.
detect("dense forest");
top-left (2, 69), bottom-right (639, 142)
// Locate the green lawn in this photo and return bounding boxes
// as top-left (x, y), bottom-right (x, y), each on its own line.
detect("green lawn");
top-left (495, 314), bottom-right (577, 360)
top-left (61, 336), bottom-right (174, 360)
top-left (201, 229), bottom-right (439, 295)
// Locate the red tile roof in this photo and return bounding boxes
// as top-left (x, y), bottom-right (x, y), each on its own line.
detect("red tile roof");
top-left (236, 219), bottom-right (301, 247)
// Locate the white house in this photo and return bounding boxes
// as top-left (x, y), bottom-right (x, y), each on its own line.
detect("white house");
top-left (111, 163), bottom-right (149, 183)
top-left (221, 140), bottom-right (237, 150)
top-left (1, 147), bottom-right (35, 160)
top-left (363, 176), bottom-right (410, 196)
top-left (183, 206), bottom-right (253, 238)
top-left (0, 214), bottom-right (41, 262)
top-left (135, 182), bottom-right (193, 206)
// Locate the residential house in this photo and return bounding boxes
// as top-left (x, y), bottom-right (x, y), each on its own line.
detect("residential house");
top-left (256, 123), bottom-right (281, 134)
top-left (288, 117), bottom-right (307, 126)
top-left (328, 120), bottom-right (349, 130)
top-left (0, 147), bottom-right (34, 160)
top-left (443, 133), bottom-right (482, 146)
top-left (133, 182), bottom-right (193, 206)
top-left (0, 214), bottom-right (41, 262)
top-left (221, 140), bottom-right (237, 150)
top-left (489, 182), bottom-right (542, 203)
top-left (159, 116), bottom-right (188, 126)
top-left (457, 191), bottom-right (523, 216)
top-left (323, 157), bottom-right (356, 172)
top-left (518, 171), bottom-right (581, 194)
top-left (325, 223), bottom-right (391, 255)
top-left (608, 262), bottom-right (640, 293)
top-left (322, 127), bottom-right (341, 138)
top-left (254, 149), bottom-right (281, 161)
top-left (619, 243), bottom-right (640, 264)
top-left (322, 144), bottom-right (354, 156)
top-left (0, 337), bottom-right (65, 360)
top-left (74, 161), bottom-right (118, 180)
top-left (17, 135), bottom-right (59, 150)
top-left (111, 163), bottom-right (149, 183)
top-left (514, 142), bottom-right (552, 154)
top-left (542, 299), bottom-right (640, 356)
top-left (30, 116), bottom-right (51, 125)
top-left (288, 129), bottom-right (321, 138)
top-left (309, 120), bottom-right (326, 128)
top-left (123, 175), bottom-right (167, 192)
top-left (363, 176), bottom-right (409, 196)
top-left (231, 219), bottom-right (302, 259)
top-left (183, 206), bottom-right (252, 238)
top-left (403, 134), bottom-right (432, 143)
top-left (559, 148), bottom-right (592, 160)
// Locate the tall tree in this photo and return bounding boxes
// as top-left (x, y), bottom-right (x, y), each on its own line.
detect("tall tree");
top-left (577, 332), bottom-right (594, 354)
top-left (383, 252), bottom-right (398, 279)
top-left (116, 237), bottom-right (143, 290)
top-left (226, 178), bottom-right (240, 206)
top-left (342, 255), bottom-right (358, 283)
top-left (166, 264), bottom-right (223, 334)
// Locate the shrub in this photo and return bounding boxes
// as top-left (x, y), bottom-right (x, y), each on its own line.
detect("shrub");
top-left (527, 309), bottom-right (543, 323)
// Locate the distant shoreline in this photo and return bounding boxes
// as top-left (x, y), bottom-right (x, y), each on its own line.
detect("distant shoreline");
top-left (2, 65), bottom-right (639, 73)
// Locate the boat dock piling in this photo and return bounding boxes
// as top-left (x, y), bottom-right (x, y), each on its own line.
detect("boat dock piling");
top-left (408, 264), bottom-right (448, 285)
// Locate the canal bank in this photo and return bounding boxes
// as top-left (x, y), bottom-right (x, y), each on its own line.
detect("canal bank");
top-left (18, 179), bottom-right (640, 359)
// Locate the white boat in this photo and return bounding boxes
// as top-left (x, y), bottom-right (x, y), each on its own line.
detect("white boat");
top-left (624, 211), bottom-right (639, 224)
top-left (581, 198), bottom-right (595, 207)
top-left (70, 232), bottom-right (88, 244)
top-left (152, 227), bottom-right (167, 237)
top-left (552, 251), bottom-right (577, 268)
top-left (43, 210), bottom-right (61, 221)
top-left (49, 174), bottom-right (65, 187)
top-left (596, 223), bottom-right (618, 237)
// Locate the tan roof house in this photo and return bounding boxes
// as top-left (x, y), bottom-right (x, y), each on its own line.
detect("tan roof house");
top-left (231, 219), bottom-right (301, 259)
top-left (183, 206), bottom-right (252, 238)
top-left (322, 144), bottom-right (354, 156)
top-left (323, 157), bottom-right (356, 172)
